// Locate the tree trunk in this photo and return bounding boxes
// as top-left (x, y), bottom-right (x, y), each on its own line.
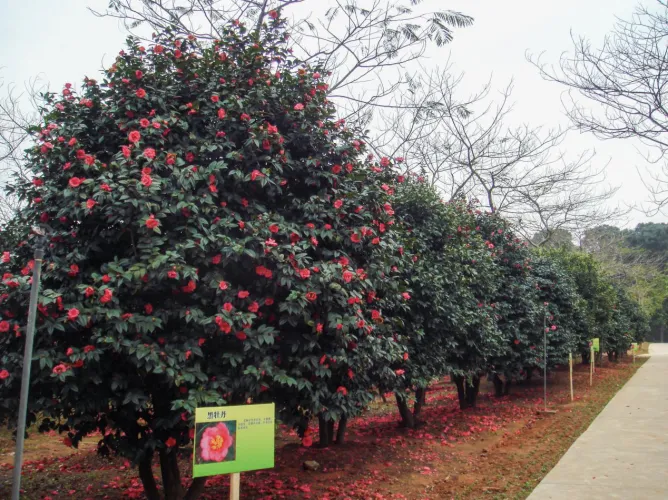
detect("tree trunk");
top-left (453, 375), bottom-right (468, 410)
top-left (138, 451), bottom-right (160, 500)
top-left (335, 416), bottom-right (348, 444)
top-left (395, 393), bottom-right (415, 428)
top-left (525, 367), bottom-right (534, 383)
top-left (466, 376), bottom-right (480, 408)
top-left (413, 387), bottom-right (427, 418)
top-left (581, 350), bottom-right (590, 365)
top-left (503, 378), bottom-right (511, 396)
top-left (492, 374), bottom-right (503, 397)
top-left (184, 478), bottom-right (207, 500)
top-left (327, 420), bottom-right (334, 443)
top-left (318, 413), bottom-right (331, 448)
top-left (159, 449), bottom-right (182, 500)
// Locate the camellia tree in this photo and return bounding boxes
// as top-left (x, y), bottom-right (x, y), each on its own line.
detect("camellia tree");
top-left (474, 212), bottom-right (541, 396)
top-left (387, 180), bottom-right (499, 425)
top-left (530, 255), bottom-right (584, 374)
top-left (0, 14), bottom-right (410, 499)
top-left (607, 285), bottom-right (650, 361)
top-left (547, 249), bottom-right (616, 364)
top-left (436, 205), bottom-right (503, 410)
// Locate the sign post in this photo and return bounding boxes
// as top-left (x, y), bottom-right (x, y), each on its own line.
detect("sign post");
top-left (12, 239), bottom-right (46, 500)
top-left (631, 342), bottom-right (638, 363)
top-left (569, 352), bottom-right (574, 402)
top-left (589, 342), bottom-right (594, 387)
top-left (193, 403), bottom-right (275, 500)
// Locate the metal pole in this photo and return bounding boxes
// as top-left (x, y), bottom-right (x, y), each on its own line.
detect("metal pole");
top-left (569, 352), bottom-right (574, 402)
top-left (11, 243), bottom-right (45, 500)
top-left (543, 313), bottom-right (547, 412)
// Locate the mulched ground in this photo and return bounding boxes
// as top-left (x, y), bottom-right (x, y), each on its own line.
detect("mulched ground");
top-left (0, 355), bottom-right (645, 499)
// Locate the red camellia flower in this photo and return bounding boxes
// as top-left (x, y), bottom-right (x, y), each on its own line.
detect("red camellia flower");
top-left (218, 280), bottom-right (229, 290)
top-left (182, 280), bottom-right (197, 293)
top-left (217, 108), bottom-right (226, 119)
top-left (305, 291), bottom-right (317, 302)
top-left (68, 177), bottom-right (83, 188)
top-left (236, 332), bottom-right (247, 341)
top-left (136, 88), bottom-right (147, 98)
top-left (199, 422), bottom-right (234, 461)
top-left (402, 292), bottom-right (411, 300)
top-left (238, 290), bottom-right (249, 299)
top-left (128, 131), bottom-right (141, 143)
top-left (144, 148), bottom-right (156, 160)
top-left (395, 369), bottom-right (405, 376)
top-left (53, 364), bottom-right (69, 375)
top-left (1, 252), bottom-right (9, 263)
top-left (299, 269), bottom-right (310, 279)
top-left (514, 339), bottom-right (520, 345)
top-left (223, 302), bottom-right (233, 312)
top-left (141, 174), bottom-right (152, 187)
top-left (174, 49), bottom-right (182, 58)
top-left (248, 301), bottom-right (259, 313)
top-left (101, 274), bottom-right (111, 283)
top-left (0, 321), bottom-right (9, 332)
top-left (145, 214), bottom-right (160, 229)
top-left (168, 270), bottom-right (178, 279)
top-left (350, 233), bottom-right (361, 243)
top-left (100, 289), bottom-right (113, 304)
top-left (0, 369), bottom-right (9, 380)
top-left (101, 183), bottom-right (112, 192)
top-left (250, 169), bottom-right (264, 181)
top-left (145, 303), bottom-right (153, 315)
top-left (336, 386), bottom-right (348, 396)
top-left (68, 264), bottom-right (79, 277)
top-left (240, 113), bottom-right (250, 121)
top-left (332, 164), bottom-right (342, 174)
top-left (269, 224), bottom-right (279, 233)
top-left (86, 199), bottom-right (96, 210)
top-left (140, 118), bottom-right (150, 128)
top-left (265, 298), bottom-right (274, 306)
top-left (84, 286), bottom-right (95, 298)
top-left (293, 103), bottom-right (304, 111)
top-left (269, 9), bottom-right (279, 19)
top-left (165, 437), bottom-right (177, 448)
top-left (211, 254), bottom-right (222, 264)
top-left (83, 345), bottom-right (95, 353)
top-left (67, 308), bottom-right (80, 321)
top-left (333, 199), bottom-right (343, 209)
top-left (343, 271), bottom-right (354, 283)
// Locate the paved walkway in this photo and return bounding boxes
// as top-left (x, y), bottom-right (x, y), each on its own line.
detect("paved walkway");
top-left (528, 343), bottom-right (668, 500)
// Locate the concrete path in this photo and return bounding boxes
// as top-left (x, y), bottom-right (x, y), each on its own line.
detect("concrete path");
top-left (528, 343), bottom-right (668, 500)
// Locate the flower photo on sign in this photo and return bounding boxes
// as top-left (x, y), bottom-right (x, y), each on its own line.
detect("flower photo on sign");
top-left (194, 421), bottom-right (236, 464)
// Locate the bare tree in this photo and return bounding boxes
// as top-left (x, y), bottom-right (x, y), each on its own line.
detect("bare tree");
top-left (91, 0), bottom-right (473, 133)
top-left (530, 0), bottom-right (668, 213)
top-left (0, 76), bottom-right (43, 226)
top-left (380, 68), bottom-right (626, 246)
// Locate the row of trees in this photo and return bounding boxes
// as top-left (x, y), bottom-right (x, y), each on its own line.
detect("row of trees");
top-left (0, 16), bottom-right (648, 500)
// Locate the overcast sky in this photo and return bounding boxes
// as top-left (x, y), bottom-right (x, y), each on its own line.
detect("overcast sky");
top-left (1, 0), bottom-right (666, 229)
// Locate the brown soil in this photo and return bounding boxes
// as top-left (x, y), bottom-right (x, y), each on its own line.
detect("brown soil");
top-left (0, 355), bottom-right (644, 499)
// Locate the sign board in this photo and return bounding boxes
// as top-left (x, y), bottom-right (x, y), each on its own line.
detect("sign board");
top-left (631, 342), bottom-right (639, 352)
top-left (592, 338), bottom-right (600, 352)
top-left (193, 403), bottom-right (275, 478)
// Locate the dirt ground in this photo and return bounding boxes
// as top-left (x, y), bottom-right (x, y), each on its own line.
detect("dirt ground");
top-left (0, 355), bottom-right (645, 499)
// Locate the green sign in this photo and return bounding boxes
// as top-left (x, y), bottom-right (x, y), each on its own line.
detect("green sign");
top-left (592, 338), bottom-right (600, 352)
top-left (193, 403), bottom-right (275, 478)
